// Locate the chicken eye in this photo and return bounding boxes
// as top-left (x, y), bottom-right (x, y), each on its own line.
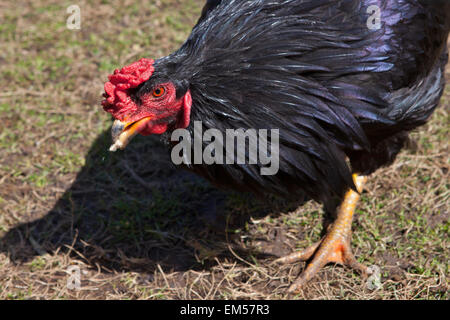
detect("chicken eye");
top-left (152, 87), bottom-right (165, 97)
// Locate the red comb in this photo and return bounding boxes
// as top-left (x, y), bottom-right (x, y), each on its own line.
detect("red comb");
top-left (102, 58), bottom-right (155, 119)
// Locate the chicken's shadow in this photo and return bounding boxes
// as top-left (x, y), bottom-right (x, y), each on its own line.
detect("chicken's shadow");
top-left (1, 129), bottom-right (309, 274)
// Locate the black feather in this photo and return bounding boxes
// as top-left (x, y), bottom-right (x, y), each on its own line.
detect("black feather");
top-left (149, 0), bottom-right (449, 203)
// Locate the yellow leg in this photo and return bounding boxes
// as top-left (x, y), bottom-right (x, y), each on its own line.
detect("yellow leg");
top-left (276, 174), bottom-right (368, 293)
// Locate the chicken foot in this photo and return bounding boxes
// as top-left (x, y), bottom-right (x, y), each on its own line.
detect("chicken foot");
top-left (276, 174), bottom-right (368, 293)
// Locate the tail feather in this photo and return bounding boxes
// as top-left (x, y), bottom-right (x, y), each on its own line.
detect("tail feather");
top-left (387, 48), bottom-right (448, 130)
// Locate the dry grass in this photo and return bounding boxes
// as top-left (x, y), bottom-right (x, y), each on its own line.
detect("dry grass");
top-left (0, 0), bottom-right (448, 300)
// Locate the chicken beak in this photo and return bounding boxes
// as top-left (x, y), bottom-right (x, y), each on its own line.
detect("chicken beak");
top-left (109, 117), bottom-right (152, 152)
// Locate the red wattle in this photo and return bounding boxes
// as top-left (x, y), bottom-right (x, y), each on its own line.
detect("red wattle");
top-left (141, 123), bottom-right (168, 135)
top-left (178, 90), bottom-right (192, 129)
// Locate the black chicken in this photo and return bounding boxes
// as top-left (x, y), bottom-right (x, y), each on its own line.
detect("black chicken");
top-left (101, 0), bottom-right (449, 292)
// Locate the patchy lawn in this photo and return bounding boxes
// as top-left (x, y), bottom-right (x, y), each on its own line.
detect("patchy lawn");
top-left (0, 0), bottom-right (448, 299)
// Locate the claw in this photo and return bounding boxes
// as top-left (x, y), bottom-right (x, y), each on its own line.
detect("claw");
top-left (277, 174), bottom-right (368, 292)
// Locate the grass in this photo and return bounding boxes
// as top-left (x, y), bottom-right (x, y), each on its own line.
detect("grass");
top-left (0, 0), bottom-right (448, 300)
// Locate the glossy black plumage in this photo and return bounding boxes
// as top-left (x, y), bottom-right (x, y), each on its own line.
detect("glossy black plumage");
top-left (141, 0), bottom-right (449, 204)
